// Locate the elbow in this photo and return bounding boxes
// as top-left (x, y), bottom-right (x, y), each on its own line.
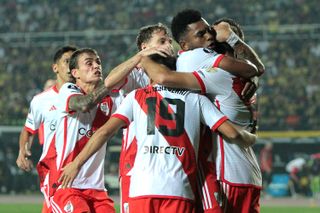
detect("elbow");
top-left (246, 66), bottom-right (259, 78)
top-left (228, 130), bottom-right (241, 141)
top-left (104, 78), bottom-right (113, 90)
top-left (257, 66), bottom-right (265, 76)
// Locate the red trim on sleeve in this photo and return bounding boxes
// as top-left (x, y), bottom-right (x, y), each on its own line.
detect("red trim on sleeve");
top-left (192, 72), bottom-right (206, 94)
top-left (211, 116), bottom-right (228, 132)
top-left (38, 123), bottom-right (45, 145)
top-left (24, 126), bottom-right (37, 134)
top-left (212, 54), bottom-right (225, 68)
top-left (112, 114), bottom-right (130, 127)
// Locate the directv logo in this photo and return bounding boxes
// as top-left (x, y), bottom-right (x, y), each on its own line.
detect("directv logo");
top-left (143, 145), bottom-right (185, 156)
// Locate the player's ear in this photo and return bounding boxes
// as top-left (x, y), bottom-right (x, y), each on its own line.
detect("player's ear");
top-left (141, 42), bottom-right (147, 50)
top-left (179, 40), bottom-right (188, 51)
top-left (71, 68), bottom-right (79, 79)
top-left (52, 63), bottom-right (58, 74)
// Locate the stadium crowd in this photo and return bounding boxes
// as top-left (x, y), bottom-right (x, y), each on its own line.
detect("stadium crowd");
top-left (1, 0), bottom-right (319, 130)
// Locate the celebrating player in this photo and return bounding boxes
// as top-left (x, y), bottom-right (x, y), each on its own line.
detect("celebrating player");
top-left (50, 48), bottom-right (121, 213)
top-left (58, 54), bottom-right (257, 213)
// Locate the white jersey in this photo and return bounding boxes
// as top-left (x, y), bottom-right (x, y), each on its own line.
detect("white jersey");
top-left (117, 67), bottom-right (149, 177)
top-left (24, 85), bottom-right (59, 205)
top-left (112, 84), bottom-right (228, 200)
top-left (54, 82), bottom-right (121, 190)
top-left (177, 48), bottom-right (262, 187)
top-left (116, 67), bottom-right (149, 97)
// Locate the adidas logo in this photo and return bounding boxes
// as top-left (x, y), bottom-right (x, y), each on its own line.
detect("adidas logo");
top-left (49, 105), bottom-right (57, 111)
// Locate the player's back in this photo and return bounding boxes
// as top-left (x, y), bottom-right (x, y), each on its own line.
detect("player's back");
top-left (116, 84), bottom-right (227, 200)
top-left (177, 48), bottom-right (252, 127)
top-left (177, 48), bottom-right (262, 187)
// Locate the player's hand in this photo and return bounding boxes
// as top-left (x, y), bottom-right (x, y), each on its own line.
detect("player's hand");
top-left (139, 46), bottom-right (171, 58)
top-left (16, 141), bottom-right (33, 172)
top-left (58, 162), bottom-right (80, 189)
top-left (212, 22), bottom-right (233, 43)
top-left (241, 77), bottom-right (258, 101)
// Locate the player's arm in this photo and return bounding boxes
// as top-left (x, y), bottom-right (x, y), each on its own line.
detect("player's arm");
top-left (68, 82), bottom-right (110, 112)
top-left (213, 21), bottom-right (265, 76)
top-left (218, 55), bottom-right (258, 78)
top-left (216, 121), bottom-right (257, 148)
top-left (141, 56), bottom-right (201, 90)
top-left (59, 117), bottom-right (126, 188)
top-left (104, 47), bottom-right (169, 89)
top-left (16, 128), bottom-right (34, 172)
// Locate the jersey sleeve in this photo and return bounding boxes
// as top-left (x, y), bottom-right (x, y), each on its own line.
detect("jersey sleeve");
top-left (111, 90), bottom-right (135, 127)
top-left (177, 48), bottom-right (224, 72)
top-left (198, 94), bottom-right (228, 131)
top-left (192, 68), bottom-right (226, 94)
top-left (118, 68), bottom-right (149, 95)
top-left (24, 97), bottom-right (41, 134)
top-left (57, 83), bottom-right (82, 114)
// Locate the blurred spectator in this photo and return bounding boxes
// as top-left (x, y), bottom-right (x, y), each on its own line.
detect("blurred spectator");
top-left (0, 0), bottom-right (320, 131)
top-left (260, 142), bottom-right (273, 192)
top-left (286, 157), bottom-right (312, 197)
top-left (310, 154), bottom-right (320, 199)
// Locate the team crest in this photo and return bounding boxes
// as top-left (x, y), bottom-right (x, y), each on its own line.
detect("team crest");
top-left (64, 200), bottom-right (74, 213)
top-left (100, 102), bottom-right (110, 115)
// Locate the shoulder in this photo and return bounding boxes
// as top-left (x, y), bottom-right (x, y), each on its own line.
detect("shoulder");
top-left (60, 82), bottom-right (81, 93)
top-left (31, 86), bottom-right (58, 102)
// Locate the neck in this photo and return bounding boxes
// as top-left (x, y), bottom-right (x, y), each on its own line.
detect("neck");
top-left (76, 80), bottom-right (99, 94)
top-left (55, 78), bottom-right (65, 91)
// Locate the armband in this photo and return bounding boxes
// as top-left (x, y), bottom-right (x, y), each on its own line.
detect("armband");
top-left (226, 31), bottom-right (240, 48)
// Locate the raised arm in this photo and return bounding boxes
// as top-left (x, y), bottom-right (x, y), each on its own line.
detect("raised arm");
top-left (68, 82), bottom-right (110, 112)
top-left (59, 117), bottom-right (126, 188)
top-left (213, 22), bottom-right (265, 76)
top-left (141, 56), bottom-right (201, 90)
top-left (104, 47), bottom-right (169, 89)
top-left (216, 120), bottom-right (257, 148)
top-left (218, 55), bottom-right (258, 78)
top-left (16, 128), bottom-right (34, 172)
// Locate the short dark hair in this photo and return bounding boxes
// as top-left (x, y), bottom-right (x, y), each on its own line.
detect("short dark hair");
top-left (53, 45), bottom-right (77, 63)
top-left (148, 54), bottom-right (176, 70)
top-left (136, 23), bottom-right (170, 51)
top-left (69, 48), bottom-right (98, 71)
top-left (214, 18), bottom-right (244, 40)
top-left (171, 9), bottom-right (202, 43)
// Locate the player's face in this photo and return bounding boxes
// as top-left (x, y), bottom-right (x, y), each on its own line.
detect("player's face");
top-left (73, 52), bottom-right (102, 84)
top-left (56, 51), bottom-right (74, 83)
top-left (144, 29), bottom-right (174, 56)
top-left (181, 18), bottom-right (215, 51)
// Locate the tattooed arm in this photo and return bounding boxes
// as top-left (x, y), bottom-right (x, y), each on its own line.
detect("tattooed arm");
top-left (69, 82), bottom-right (110, 112)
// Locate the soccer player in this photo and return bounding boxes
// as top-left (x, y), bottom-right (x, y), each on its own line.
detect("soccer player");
top-left (50, 48), bottom-right (120, 213)
top-left (143, 9), bottom-right (265, 213)
top-left (16, 45), bottom-right (77, 213)
top-left (104, 23), bottom-right (173, 213)
top-left (58, 54), bottom-right (257, 213)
